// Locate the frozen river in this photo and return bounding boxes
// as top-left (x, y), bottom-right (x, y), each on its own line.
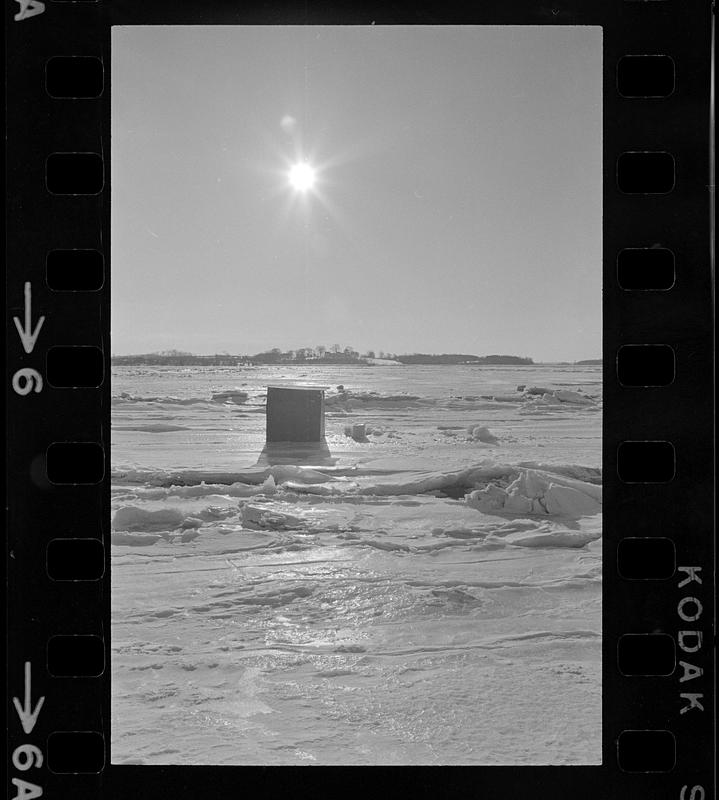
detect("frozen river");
top-left (111, 363), bottom-right (602, 765)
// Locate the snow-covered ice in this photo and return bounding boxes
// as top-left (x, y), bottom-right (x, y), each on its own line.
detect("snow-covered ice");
top-left (111, 363), bottom-right (601, 765)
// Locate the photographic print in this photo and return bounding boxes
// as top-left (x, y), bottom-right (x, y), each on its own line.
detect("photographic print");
top-left (110, 24), bottom-right (602, 765)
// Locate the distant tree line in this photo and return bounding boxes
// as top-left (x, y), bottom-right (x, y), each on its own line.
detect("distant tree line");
top-left (111, 347), bottom-right (534, 366)
top-left (394, 353), bottom-right (533, 365)
top-left (111, 353), bottom-right (244, 366)
top-left (248, 345), bottom-right (367, 364)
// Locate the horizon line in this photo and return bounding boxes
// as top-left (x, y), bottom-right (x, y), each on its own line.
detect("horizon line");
top-left (110, 350), bottom-right (602, 362)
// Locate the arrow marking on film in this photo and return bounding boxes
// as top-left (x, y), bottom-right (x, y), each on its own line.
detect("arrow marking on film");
top-left (13, 662), bottom-right (45, 735)
top-left (13, 282), bottom-right (45, 354)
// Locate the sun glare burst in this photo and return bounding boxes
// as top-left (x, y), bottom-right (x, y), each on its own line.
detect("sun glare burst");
top-left (288, 162), bottom-right (316, 192)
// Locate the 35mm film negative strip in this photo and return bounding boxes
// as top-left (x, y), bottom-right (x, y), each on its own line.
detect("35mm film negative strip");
top-left (6, 1), bottom-right (714, 797)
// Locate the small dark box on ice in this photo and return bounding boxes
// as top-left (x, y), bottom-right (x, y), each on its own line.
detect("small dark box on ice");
top-left (266, 386), bottom-right (325, 443)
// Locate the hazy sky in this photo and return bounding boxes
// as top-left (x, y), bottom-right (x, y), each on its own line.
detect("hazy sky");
top-left (112, 25), bottom-right (601, 361)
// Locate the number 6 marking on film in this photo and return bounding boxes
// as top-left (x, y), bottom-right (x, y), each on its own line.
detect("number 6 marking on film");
top-left (12, 368), bottom-right (43, 396)
top-left (12, 743), bottom-right (43, 771)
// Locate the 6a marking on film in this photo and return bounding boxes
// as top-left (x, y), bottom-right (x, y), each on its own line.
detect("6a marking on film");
top-left (10, 661), bottom-right (45, 800)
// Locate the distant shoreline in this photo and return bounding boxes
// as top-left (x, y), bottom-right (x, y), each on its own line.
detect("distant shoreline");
top-left (111, 353), bottom-right (600, 367)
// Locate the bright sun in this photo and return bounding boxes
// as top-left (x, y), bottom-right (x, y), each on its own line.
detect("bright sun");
top-left (288, 162), bottom-right (316, 192)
